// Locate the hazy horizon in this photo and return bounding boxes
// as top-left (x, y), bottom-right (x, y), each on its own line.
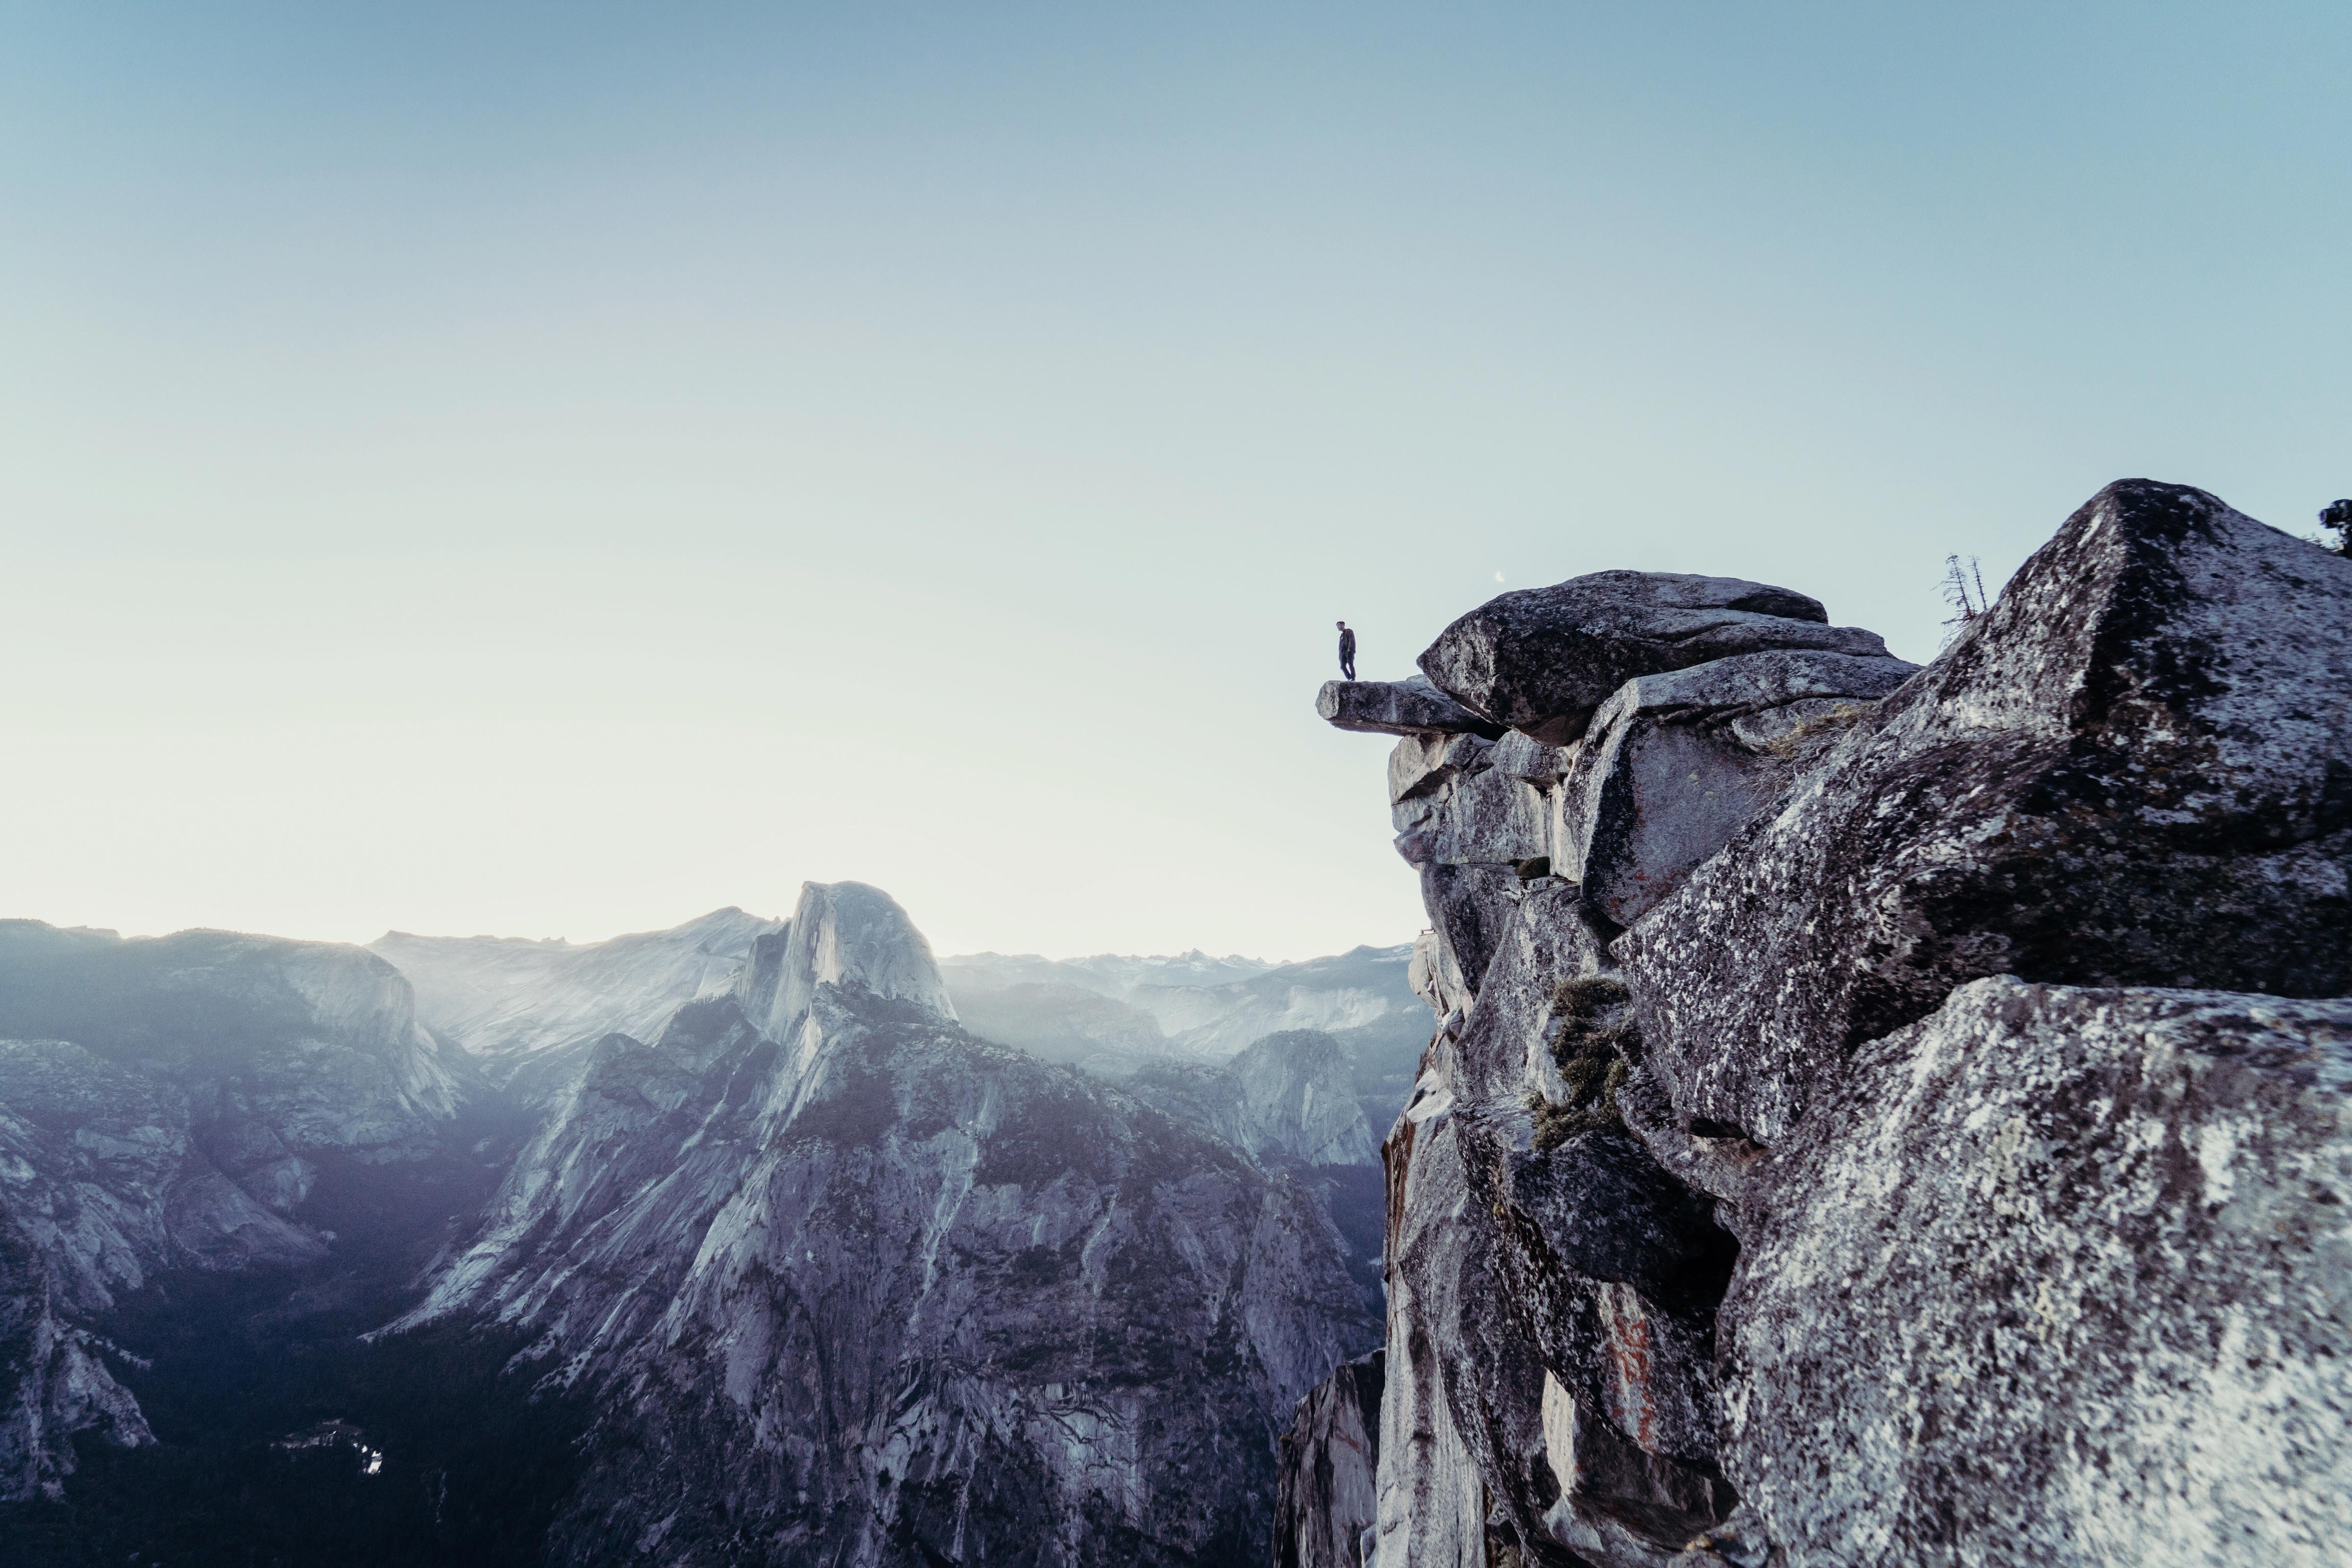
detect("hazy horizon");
top-left (14, 897), bottom-right (1407, 967)
top-left (7, 4), bottom-right (2346, 958)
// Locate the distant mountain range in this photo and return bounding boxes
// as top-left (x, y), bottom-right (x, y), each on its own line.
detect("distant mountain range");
top-left (367, 916), bottom-right (1432, 1138)
top-left (369, 908), bottom-right (780, 1079)
top-left (935, 946), bottom-right (1428, 1144)
top-left (0, 895), bottom-right (1422, 1564)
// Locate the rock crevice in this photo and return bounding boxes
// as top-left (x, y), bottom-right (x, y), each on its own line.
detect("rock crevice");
top-left (1298, 480), bottom-right (2352, 1568)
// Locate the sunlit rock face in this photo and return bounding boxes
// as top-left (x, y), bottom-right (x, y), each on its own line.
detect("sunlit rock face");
top-left (737, 879), bottom-right (958, 1041)
top-left (941, 945), bottom-right (1430, 1136)
top-left (1125, 1031), bottom-right (1379, 1169)
top-left (397, 881), bottom-right (1380, 1567)
top-left (371, 905), bottom-right (782, 1083)
top-left (0, 923), bottom-right (472, 1499)
top-left (1415, 570), bottom-right (1894, 746)
top-left (1297, 480), bottom-right (2352, 1568)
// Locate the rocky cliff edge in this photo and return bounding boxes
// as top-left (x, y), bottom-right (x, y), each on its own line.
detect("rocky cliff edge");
top-left (1293, 479), bottom-right (2352, 1568)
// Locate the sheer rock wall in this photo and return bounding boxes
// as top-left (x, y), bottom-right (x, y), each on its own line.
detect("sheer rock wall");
top-left (1299, 480), bottom-right (2352, 1567)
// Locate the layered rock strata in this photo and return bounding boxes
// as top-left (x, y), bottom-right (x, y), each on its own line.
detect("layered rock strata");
top-left (1302, 480), bottom-right (2352, 1567)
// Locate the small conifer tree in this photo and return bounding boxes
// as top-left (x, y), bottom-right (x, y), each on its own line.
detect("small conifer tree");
top-left (2319, 499), bottom-right (2352, 557)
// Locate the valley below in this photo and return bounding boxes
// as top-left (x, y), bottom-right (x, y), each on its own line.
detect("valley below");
top-left (0, 894), bottom-right (1413, 1566)
top-left (4, 477), bottom-right (2347, 1568)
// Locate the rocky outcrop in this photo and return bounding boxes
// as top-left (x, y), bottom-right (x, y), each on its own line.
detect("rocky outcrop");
top-left (1307, 480), bottom-right (2352, 1567)
top-left (1719, 978), bottom-right (2352, 1567)
top-left (1417, 571), bottom-right (1895, 745)
top-left (0, 923), bottom-right (474, 1499)
top-left (1622, 479), bottom-right (2352, 1144)
top-left (396, 881), bottom-right (1380, 1567)
top-left (1274, 1350), bottom-right (1384, 1568)
top-left (1559, 649), bottom-right (1918, 928)
top-left (1317, 678), bottom-right (1504, 739)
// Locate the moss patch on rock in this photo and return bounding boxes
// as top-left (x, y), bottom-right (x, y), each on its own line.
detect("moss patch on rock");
top-left (1527, 976), bottom-right (1638, 1150)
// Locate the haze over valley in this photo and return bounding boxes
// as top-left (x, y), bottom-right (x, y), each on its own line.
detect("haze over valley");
top-left (0, 887), bottom-right (1406, 1562)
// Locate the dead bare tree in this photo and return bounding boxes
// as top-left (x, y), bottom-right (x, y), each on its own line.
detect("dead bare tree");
top-left (1940, 553), bottom-right (1990, 642)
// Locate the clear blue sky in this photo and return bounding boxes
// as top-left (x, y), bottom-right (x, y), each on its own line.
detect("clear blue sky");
top-left (4, 3), bottom-right (2346, 957)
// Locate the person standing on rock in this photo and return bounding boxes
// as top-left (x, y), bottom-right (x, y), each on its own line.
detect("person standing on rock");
top-left (1336, 621), bottom-right (1357, 680)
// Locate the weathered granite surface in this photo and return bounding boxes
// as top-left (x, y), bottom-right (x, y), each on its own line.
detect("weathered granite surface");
top-left (1417, 571), bottom-right (1894, 745)
top-left (1274, 1349), bottom-right (1384, 1568)
top-left (1719, 979), bottom-right (2352, 1568)
top-left (1560, 650), bottom-right (1919, 929)
top-left (1303, 479), bottom-right (2352, 1568)
top-left (1622, 479), bottom-right (2352, 1145)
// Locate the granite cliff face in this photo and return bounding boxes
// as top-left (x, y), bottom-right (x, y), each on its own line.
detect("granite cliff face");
top-left (371, 907), bottom-right (782, 1084)
top-left (1125, 1032), bottom-right (1378, 1170)
top-left (1298, 480), bottom-right (2352, 1567)
top-left (392, 881), bottom-right (1381, 1566)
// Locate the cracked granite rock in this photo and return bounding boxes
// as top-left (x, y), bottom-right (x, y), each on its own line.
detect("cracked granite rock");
top-left (1715, 979), bottom-right (2352, 1567)
top-left (1308, 478), bottom-right (2352, 1568)
top-left (1274, 1348), bottom-right (1384, 1568)
top-left (1621, 478), bottom-right (2352, 1145)
top-left (1558, 649), bottom-right (1919, 929)
top-left (1416, 570), bottom-right (1894, 745)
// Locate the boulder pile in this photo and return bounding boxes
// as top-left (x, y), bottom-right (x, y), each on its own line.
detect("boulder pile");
top-left (1299, 480), bottom-right (2352, 1568)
